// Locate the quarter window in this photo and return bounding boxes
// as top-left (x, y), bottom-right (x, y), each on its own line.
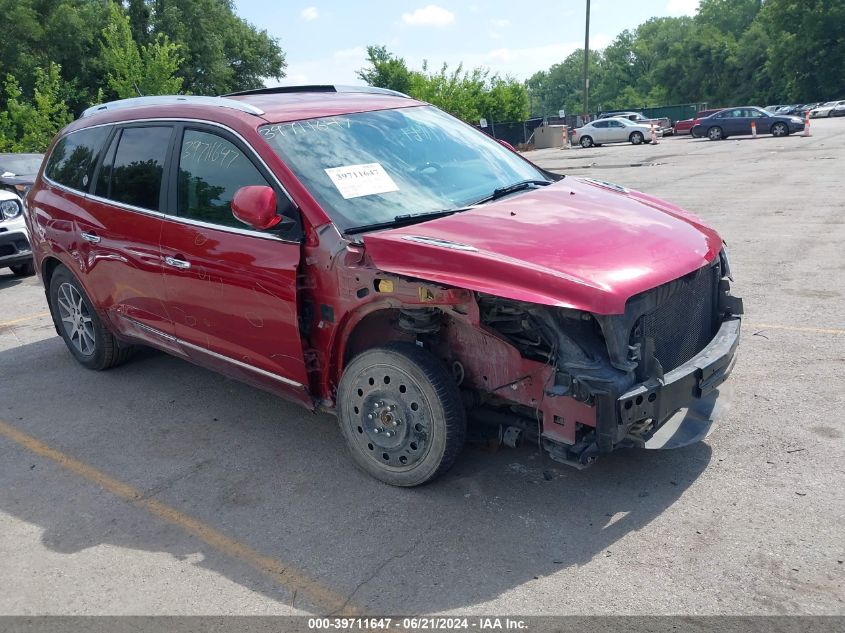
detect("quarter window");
top-left (177, 129), bottom-right (277, 228)
top-left (96, 126), bottom-right (172, 211)
top-left (45, 126), bottom-right (111, 191)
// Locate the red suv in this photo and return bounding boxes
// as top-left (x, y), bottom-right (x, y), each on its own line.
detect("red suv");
top-left (25, 86), bottom-right (742, 486)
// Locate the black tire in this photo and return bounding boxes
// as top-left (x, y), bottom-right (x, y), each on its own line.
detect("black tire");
top-left (580, 136), bottom-right (594, 148)
top-left (337, 342), bottom-right (466, 487)
top-left (48, 265), bottom-right (133, 370)
top-left (771, 122), bottom-right (789, 137)
top-left (707, 126), bottom-right (723, 141)
top-left (10, 260), bottom-right (35, 277)
top-left (630, 131), bottom-right (644, 145)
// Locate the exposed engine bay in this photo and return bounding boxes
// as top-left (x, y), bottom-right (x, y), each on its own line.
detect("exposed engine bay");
top-left (382, 251), bottom-right (742, 468)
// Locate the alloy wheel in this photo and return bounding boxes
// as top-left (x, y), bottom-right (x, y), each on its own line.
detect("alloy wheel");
top-left (57, 282), bottom-right (96, 356)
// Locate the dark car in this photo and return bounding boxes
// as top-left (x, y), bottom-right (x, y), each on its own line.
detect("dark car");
top-left (0, 153), bottom-right (45, 197)
top-left (691, 106), bottom-right (805, 140)
top-left (24, 88), bottom-right (741, 486)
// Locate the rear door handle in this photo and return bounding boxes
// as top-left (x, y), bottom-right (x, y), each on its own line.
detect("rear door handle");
top-left (164, 256), bottom-right (191, 270)
top-left (81, 231), bottom-right (101, 244)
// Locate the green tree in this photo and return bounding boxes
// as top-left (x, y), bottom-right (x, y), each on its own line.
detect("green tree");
top-left (358, 47), bottom-right (529, 123)
top-left (152, 0), bottom-right (286, 95)
top-left (0, 64), bottom-right (72, 152)
top-left (357, 46), bottom-right (414, 94)
top-left (100, 1), bottom-right (183, 99)
top-left (760, 0), bottom-right (845, 101)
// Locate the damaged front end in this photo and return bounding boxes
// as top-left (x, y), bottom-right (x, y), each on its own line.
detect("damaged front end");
top-left (434, 250), bottom-right (742, 468)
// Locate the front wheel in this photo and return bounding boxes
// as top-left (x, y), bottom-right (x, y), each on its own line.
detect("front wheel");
top-left (580, 136), bottom-right (594, 148)
top-left (48, 266), bottom-right (133, 370)
top-left (707, 126), bottom-right (723, 141)
top-left (630, 131), bottom-right (644, 145)
top-left (337, 343), bottom-right (466, 487)
top-left (771, 122), bottom-right (789, 137)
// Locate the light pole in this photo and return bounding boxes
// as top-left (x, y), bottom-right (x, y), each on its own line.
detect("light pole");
top-left (583, 0), bottom-right (590, 122)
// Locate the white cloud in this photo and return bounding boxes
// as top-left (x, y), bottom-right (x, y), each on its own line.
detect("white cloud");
top-left (333, 47), bottom-right (366, 60)
top-left (401, 5), bottom-right (455, 27)
top-left (490, 18), bottom-right (511, 28)
top-left (300, 6), bottom-right (319, 21)
top-left (488, 31), bottom-right (501, 40)
top-left (665, 0), bottom-right (699, 16)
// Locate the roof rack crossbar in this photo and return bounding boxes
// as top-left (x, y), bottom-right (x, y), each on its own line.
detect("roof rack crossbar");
top-left (80, 95), bottom-right (265, 118)
top-left (223, 85), bottom-right (411, 99)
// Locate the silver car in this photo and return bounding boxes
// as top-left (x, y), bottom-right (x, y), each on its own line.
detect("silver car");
top-left (571, 117), bottom-right (662, 148)
top-left (0, 189), bottom-right (34, 277)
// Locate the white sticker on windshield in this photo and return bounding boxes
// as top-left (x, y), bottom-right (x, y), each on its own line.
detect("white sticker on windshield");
top-left (324, 163), bottom-right (399, 199)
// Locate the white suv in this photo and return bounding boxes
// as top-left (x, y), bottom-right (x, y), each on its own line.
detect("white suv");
top-left (0, 189), bottom-right (34, 276)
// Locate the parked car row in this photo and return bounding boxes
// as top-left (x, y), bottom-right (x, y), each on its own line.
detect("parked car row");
top-left (809, 100), bottom-right (845, 118)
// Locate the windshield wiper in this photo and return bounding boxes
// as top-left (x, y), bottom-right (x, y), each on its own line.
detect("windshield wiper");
top-left (471, 179), bottom-right (552, 205)
top-left (344, 207), bottom-right (468, 235)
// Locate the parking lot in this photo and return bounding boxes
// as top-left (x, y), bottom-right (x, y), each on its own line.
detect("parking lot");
top-left (1, 118), bottom-right (843, 616)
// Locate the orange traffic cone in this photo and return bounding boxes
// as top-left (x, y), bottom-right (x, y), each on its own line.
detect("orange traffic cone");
top-left (562, 126), bottom-right (570, 149)
top-left (803, 113), bottom-right (811, 137)
top-left (650, 123), bottom-right (658, 144)
top-left (751, 120), bottom-right (757, 138)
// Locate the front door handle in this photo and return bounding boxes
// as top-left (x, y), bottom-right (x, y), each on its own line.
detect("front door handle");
top-left (80, 231), bottom-right (101, 244)
top-left (164, 256), bottom-right (191, 270)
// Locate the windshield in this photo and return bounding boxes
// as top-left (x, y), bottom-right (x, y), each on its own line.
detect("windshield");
top-left (0, 154), bottom-right (44, 176)
top-left (259, 106), bottom-right (545, 231)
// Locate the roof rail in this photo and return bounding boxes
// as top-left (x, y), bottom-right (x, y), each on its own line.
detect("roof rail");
top-left (80, 95), bottom-right (265, 118)
top-left (223, 85), bottom-right (411, 99)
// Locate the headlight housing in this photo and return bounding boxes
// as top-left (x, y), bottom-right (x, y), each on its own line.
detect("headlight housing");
top-left (0, 198), bottom-right (22, 220)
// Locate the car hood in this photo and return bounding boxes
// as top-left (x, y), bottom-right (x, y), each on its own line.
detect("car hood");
top-left (363, 177), bottom-right (722, 315)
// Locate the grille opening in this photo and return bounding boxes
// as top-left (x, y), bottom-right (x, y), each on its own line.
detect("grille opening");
top-left (632, 263), bottom-right (719, 372)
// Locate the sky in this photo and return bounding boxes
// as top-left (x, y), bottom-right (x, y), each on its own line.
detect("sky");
top-left (232, 0), bottom-right (700, 86)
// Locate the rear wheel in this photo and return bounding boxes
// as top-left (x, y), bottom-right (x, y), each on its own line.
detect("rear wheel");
top-left (48, 266), bottom-right (133, 370)
top-left (580, 136), bottom-right (594, 148)
top-left (10, 260), bottom-right (35, 277)
top-left (337, 343), bottom-right (466, 487)
top-left (771, 122), bottom-right (789, 137)
top-left (707, 126), bottom-right (723, 141)
top-left (630, 131), bottom-right (644, 145)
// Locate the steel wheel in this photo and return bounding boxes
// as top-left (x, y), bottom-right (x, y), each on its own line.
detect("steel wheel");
top-left (57, 282), bottom-right (96, 356)
top-left (772, 122), bottom-right (788, 137)
top-left (337, 343), bottom-right (465, 486)
top-left (707, 126), bottom-right (723, 141)
top-left (580, 136), bottom-right (593, 148)
top-left (630, 131), bottom-right (644, 145)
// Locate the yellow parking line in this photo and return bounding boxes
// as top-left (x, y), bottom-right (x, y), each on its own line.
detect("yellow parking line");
top-left (0, 419), bottom-right (355, 615)
top-left (748, 323), bottom-right (845, 335)
top-left (0, 311), bottom-right (50, 327)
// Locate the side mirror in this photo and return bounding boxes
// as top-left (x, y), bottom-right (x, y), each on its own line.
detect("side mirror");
top-left (232, 185), bottom-right (281, 230)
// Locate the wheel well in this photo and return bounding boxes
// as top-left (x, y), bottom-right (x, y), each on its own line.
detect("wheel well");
top-left (42, 256), bottom-right (63, 288)
top-left (342, 309), bottom-right (414, 369)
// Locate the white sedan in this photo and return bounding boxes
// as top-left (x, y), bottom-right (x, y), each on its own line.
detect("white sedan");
top-left (809, 100), bottom-right (845, 118)
top-left (571, 117), bottom-right (662, 148)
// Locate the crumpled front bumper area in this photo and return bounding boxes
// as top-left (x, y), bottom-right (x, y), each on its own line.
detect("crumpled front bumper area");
top-left (616, 317), bottom-right (741, 450)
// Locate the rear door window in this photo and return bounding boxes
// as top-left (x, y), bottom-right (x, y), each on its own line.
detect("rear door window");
top-left (44, 127), bottom-right (111, 191)
top-left (95, 126), bottom-right (173, 211)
